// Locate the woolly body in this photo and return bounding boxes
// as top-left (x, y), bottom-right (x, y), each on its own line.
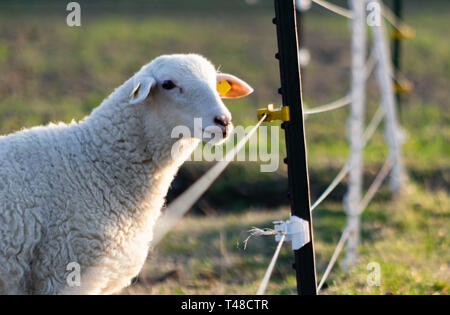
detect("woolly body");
top-left (0, 54), bottom-right (252, 294)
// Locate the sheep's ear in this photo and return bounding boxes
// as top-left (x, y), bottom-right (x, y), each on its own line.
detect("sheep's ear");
top-left (130, 77), bottom-right (156, 104)
top-left (216, 73), bottom-right (254, 99)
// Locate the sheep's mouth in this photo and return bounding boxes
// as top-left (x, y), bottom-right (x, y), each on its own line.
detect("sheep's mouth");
top-left (201, 127), bottom-right (231, 144)
top-left (202, 129), bottom-right (230, 137)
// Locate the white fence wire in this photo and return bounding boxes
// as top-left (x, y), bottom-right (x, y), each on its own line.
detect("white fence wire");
top-left (256, 234), bottom-right (287, 295)
top-left (152, 115), bottom-right (267, 246)
top-left (317, 158), bottom-right (393, 292)
top-left (312, 0), bottom-right (353, 19)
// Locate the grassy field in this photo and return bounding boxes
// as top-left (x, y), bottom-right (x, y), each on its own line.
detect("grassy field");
top-left (124, 183), bottom-right (449, 295)
top-left (0, 0), bottom-right (448, 294)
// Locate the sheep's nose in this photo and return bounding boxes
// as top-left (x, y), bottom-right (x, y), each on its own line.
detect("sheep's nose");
top-left (214, 115), bottom-right (231, 127)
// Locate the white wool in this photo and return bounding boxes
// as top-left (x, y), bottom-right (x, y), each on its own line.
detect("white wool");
top-left (0, 54), bottom-right (251, 294)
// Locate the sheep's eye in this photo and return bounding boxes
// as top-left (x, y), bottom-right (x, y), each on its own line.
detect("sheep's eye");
top-left (162, 80), bottom-right (176, 90)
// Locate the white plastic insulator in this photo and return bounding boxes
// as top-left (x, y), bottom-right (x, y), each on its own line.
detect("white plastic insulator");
top-left (296, 0), bottom-right (312, 12)
top-left (274, 215), bottom-right (310, 250)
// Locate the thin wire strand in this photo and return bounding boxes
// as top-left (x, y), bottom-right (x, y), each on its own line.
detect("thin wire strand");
top-left (152, 115), bottom-right (267, 246)
top-left (311, 164), bottom-right (349, 211)
top-left (304, 48), bottom-right (376, 117)
top-left (312, 0), bottom-right (353, 19)
top-left (317, 227), bottom-right (350, 292)
top-left (256, 234), bottom-right (286, 295)
top-left (310, 107), bottom-right (385, 212)
top-left (305, 95), bottom-right (351, 115)
top-left (362, 107), bottom-right (384, 146)
top-left (317, 159), bottom-right (393, 292)
top-left (358, 158), bottom-right (393, 214)
top-left (242, 227), bottom-right (278, 250)
top-left (365, 48), bottom-right (377, 81)
top-left (379, 1), bottom-right (412, 36)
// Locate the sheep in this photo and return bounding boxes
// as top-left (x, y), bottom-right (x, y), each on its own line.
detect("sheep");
top-left (0, 53), bottom-right (253, 294)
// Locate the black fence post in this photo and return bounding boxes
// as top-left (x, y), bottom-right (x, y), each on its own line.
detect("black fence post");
top-left (296, 3), bottom-right (304, 52)
top-left (273, 0), bottom-right (317, 295)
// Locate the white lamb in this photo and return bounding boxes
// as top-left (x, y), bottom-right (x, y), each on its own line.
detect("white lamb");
top-left (0, 53), bottom-right (253, 294)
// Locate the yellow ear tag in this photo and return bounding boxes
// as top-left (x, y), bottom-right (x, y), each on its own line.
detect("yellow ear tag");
top-left (217, 80), bottom-right (232, 96)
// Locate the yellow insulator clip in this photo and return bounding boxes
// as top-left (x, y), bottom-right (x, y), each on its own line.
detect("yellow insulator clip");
top-left (392, 26), bottom-right (415, 40)
top-left (394, 79), bottom-right (413, 94)
top-left (257, 104), bottom-right (290, 122)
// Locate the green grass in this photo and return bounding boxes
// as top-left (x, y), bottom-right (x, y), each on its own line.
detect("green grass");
top-left (0, 0), bottom-right (448, 295)
top-left (124, 182), bottom-right (449, 295)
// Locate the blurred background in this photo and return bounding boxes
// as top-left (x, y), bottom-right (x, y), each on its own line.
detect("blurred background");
top-left (0, 0), bottom-right (448, 294)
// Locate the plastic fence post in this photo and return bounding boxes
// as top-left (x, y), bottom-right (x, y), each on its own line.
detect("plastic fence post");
top-left (273, 0), bottom-right (317, 295)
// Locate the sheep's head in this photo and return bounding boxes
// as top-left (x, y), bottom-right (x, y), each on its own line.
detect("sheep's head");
top-left (129, 54), bottom-right (253, 145)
